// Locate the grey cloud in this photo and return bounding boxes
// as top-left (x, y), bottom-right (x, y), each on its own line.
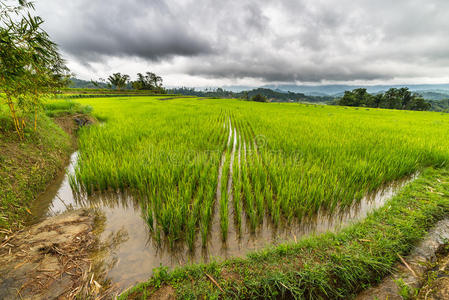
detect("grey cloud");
top-left (37, 0), bottom-right (214, 62)
top-left (36, 0), bottom-right (449, 84)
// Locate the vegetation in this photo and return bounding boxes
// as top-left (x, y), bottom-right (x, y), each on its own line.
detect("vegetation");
top-left (0, 103), bottom-right (72, 231)
top-left (68, 96), bottom-right (449, 250)
top-left (0, 0), bottom-right (69, 140)
top-left (43, 100), bottom-right (93, 117)
top-left (250, 94), bottom-right (268, 102)
top-left (336, 88), bottom-right (431, 111)
top-left (429, 98), bottom-right (449, 112)
top-left (167, 87), bottom-right (332, 102)
top-left (107, 73), bottom-right (130, 90)
top-left (70, 72), bottom-right (166, 93)
top-left (68, 77), bottom-right (109, 89)
top-left (131, 72), bottom-right (164, 92)
top-left (119, 166), bottom-right (449, 299)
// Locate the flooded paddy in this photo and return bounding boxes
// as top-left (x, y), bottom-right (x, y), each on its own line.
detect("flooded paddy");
top-left (27, 151), bottom-right (417, 292)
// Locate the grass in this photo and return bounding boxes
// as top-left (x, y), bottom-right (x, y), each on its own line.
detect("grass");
top-left (119, 166), bottom-right (449, 299)
top-left (0, 99), bottom-right (96, 232)
top-left (67, 96), bottom-right (449, 248)
top-left (2, 95), bottom-right (449, 298)
top-left (44, 100), bottom-right (93, 117)
top-left (0, 103), bottom-right (72, 231)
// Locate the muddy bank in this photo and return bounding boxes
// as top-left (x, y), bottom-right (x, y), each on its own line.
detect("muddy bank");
top-left (53, 113), bottom-right (95, 142)
top-left (0, 209), bottom-right (112, 299)
top-left (357, 218), bottom-right (449, 300)
top-left (418, 246), bottom-right (449, 300)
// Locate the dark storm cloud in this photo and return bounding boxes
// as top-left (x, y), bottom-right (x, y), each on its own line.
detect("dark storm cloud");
top-left (36, 0), bottom-right (214, 62)
top-left (36, 0), bottom-right (449, 83)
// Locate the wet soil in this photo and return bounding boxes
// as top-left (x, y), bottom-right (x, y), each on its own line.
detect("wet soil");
top-left (357, 219), bottom-right (449, 300)
top-left (53, 114), bottom-right (95, 143)
top-left (0, 209), bottom-right (110, 299)
top-left (418, 250), bottom-right (449, 300)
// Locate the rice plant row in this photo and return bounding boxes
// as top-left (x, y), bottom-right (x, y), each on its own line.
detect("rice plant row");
top-left (69, 96), bottom-right (449, 248)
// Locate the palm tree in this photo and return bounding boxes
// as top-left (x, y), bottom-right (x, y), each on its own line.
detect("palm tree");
top-left (107, 73), bottom-right (129, 90)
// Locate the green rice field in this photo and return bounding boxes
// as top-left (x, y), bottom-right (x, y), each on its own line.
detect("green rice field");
top-left (66, 96), bottom-right (449, 249)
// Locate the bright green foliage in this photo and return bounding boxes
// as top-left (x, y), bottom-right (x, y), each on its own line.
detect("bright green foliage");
top-left (70, 96), bottom-right (449, 246)
top-left (337, 87), bottom-right (431, 111)
top-left (0, 0), bottom-right (69, 139)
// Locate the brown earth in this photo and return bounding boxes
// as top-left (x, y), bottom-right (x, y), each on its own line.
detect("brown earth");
top-left (0, 209), bottom-right (112, 299)
top-left (417, 249), bottom-right (449, 300)
top-left (53, 114), bottom-right (96, 142)
top-left (0, 113), bottom-right (106, 299)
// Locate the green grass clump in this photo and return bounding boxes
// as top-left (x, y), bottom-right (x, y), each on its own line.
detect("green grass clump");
top-left (44, 100), bottom-right (93, 117)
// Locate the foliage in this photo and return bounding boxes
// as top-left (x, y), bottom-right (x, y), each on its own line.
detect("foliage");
top-left (167, 87), bottom-right (332, 102)
top-left (107, 73), bottom-right (130, 90)
top-left (428, 98), bottom-right (449, 112)
top-left (0, 101), bottom-right (71, 231)
top-left (131, 72), bottom-right (164, 92)
top-left (0, 0), bottom-right (69, 139)
top-left (250, 93), bottom-right (268, 102)
top-left (68, 77), bottom-right (110, 89)
top-left (336, 88), bottom-right (431, 111)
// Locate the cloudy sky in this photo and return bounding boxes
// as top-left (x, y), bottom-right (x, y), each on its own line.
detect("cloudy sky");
top-left (35, 0), bottom-right (449, 87)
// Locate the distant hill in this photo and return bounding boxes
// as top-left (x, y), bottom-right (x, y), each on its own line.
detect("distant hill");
top-left (167, 87), bottom-right (332, 103)
top-left (69, 78), bottom-right (109, 89)
top-left (417, 91), bottom-right (449, 101)
top-left (429, 99), bottom-right (449, 112)
top-left (258, 84), bottom-right (449, 97)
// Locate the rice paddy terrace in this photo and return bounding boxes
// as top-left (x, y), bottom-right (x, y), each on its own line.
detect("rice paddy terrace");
top-left (33, 96), bottom-right (449, 292)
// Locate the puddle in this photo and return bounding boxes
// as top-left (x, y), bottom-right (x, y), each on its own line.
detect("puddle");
top-left (29, 151), bottom-right (417, 292)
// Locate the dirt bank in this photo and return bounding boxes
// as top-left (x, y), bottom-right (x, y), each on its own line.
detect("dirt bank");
top-left (0, 209), bottom-right (110, 299)
top-left (53, 114), bottom-right (96, 140)
top-left (417, 247), bottom-right (449, 299)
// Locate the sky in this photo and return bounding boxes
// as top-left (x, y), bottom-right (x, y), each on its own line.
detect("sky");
top-left (35, 0), bottom-right (449, 88)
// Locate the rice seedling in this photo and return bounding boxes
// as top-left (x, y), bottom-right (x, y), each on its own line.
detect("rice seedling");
top-left (64, 96), bottom-right (449, 248)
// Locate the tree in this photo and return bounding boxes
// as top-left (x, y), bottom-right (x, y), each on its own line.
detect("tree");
top-left (107, 73), bottom-right (129, 90)
top-left (0, 0), bottom-right (69, 139)
top-left (251, 94), bottom-right (268, 102)
top-left (406, 96), bottom-right (431, 111)
top-left (132, 72), bottom-right (164, 91)
top-left (336, 88), bottom-right (431, 112)
top-left (338, 91), bottom-right (358, 106)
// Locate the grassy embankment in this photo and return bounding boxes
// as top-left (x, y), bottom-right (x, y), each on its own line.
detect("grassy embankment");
top-left (0, 100), bottom-right (90, 232)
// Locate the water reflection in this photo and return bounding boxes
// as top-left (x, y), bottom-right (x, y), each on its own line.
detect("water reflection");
top-left (30, 151), bottom-right (417, 291)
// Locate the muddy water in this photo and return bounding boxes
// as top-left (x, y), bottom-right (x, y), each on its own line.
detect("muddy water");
top-left (30, 151), bottom-right (417, 292)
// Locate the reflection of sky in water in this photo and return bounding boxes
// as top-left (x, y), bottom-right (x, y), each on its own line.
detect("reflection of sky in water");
top-left (30, 151), bottom-right (417, 292)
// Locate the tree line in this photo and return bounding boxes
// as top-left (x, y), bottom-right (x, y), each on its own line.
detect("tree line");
top-left (103, 72), bottom-right (164, 92)
top-left (166, 87), bottom-right (331, 103)
top-left (335, 88), bottom-right (431, 111)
